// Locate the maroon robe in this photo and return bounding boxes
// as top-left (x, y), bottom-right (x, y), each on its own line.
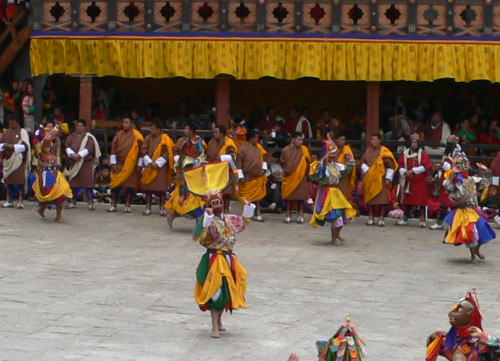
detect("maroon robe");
top-left (238, 142), bottom-right (264, 182)
top-left (66, 132), bottom-right (96, 188)
top-left (0, 126), bottom-right (28, 185)
top-left (141, 133), bottom-right (170, 192)
top-left (280, 144), bottom-right (308, 201)
top-left (361, 146), bottom-right (395, 205)
top-left (111, 129), bottom-right (142, 189)
top-left (397, 149), bottom-right (432, 206)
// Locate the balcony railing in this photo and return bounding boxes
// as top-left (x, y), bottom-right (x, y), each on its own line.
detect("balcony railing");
top-left (32, 0), bottom-right (499, 37)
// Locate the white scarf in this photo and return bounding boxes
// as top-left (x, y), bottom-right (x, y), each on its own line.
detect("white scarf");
top-left (67, 133), bottom-right (101, 181)
top-left (3, 128), bottom-right (31, 182)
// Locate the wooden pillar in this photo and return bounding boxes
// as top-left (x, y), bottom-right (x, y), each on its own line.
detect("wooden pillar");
top-left (79, 76), bottom-right (93, 129)
top-left (366, 81), bottom-right (380, 143)
top-left (215, 77), bottom-right (231, 128)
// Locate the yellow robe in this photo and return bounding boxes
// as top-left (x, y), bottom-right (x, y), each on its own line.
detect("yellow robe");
top-left (141, 134), bottom-right (175, 185)
top-left (281, 145), bottom-right (311, 199)
top-left (110, 129), bottom-right (144, 188)
top-left (363, 146), bottom-right (398, 204)
top-left (238, 143), bottom-right (268, 203)
top-left (337, 145), bottom-right (356, 191)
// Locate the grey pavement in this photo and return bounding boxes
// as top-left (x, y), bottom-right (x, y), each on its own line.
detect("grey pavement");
top-left (0, 202), bottom-right (498, 361)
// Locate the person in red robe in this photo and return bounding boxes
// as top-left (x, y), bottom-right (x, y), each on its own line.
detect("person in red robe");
top-left (395, 133), bottom-right (433, 227)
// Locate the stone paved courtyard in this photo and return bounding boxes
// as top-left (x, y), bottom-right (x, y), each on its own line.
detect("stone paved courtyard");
top-left (0, 203), bottom-right (498, 361)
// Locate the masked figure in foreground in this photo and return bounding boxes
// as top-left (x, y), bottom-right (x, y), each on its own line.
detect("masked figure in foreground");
top-left (186, 162), bottom-right (255, 338)
top-left (426, 289), bottom-right (499, 361)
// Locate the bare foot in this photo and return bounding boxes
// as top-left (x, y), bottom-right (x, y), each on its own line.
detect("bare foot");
top-left (475, 247), bottom-right (485, 260)
top-left (54, 215), bottom-right (62, 223)
top-left (338, 236), bottom-right (347, 242)
top-left (211, 329), bottom-right (220, 338)
top-left (287, 353), bottom-right (300, 361)
top-left (37, 207), bottom-right (45, 218)
top-left (471, 256), bottom-right (478, 264)
top-left (167, 213), bottom-right (174, 229)
top-left (331, 239), bottom-right (343, 246)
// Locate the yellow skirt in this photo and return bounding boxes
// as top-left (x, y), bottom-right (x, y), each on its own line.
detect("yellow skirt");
top-left (195, 251), bottom-right (248, 310)
top-left (164, 186), bottom-right (205, 216)
top-left (238, 176), bottom-right (267, 203)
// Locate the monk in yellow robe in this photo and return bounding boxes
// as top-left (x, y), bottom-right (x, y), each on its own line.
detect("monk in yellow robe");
top-left (335, 133), bottom-right (356, 202)
top-left (108, 117), bottom-right (144, 214)
top-left (206, 125), bottom-right (237, 162)
top-left (280, 132), bottom-right (311, 224)
top-left (360, 133), bottom-right (397, 226)
top-left (141, 121), bottom-right (175, 216)
top-left (237, 130), bottom-right (268, 222)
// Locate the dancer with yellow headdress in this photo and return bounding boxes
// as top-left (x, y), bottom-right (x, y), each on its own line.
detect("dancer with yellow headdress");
top-left (165, 124), bottom-right (206, 228)
top-left (310, 139), bottom-right (356, 245)
top-left (441, 151), bottom-right (495, 263)
top-left (186, 161), bottom-right (255, 338)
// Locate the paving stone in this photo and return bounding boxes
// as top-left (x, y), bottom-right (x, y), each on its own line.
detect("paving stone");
top-left (0, 203), bottom-right (498, 361)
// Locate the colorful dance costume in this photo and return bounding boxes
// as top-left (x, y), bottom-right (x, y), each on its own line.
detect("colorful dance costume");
top-left (442, 153), bottom-right (495, 249)
top-left (316, 318), bottom-right (366, 361)
top-left (165, 135), bottom-right (206, 218)
top-left (32, 127), bottom-right (72, 204)
top-left (193, 205), bottom-right (254, 311)
top-left (310, 143), bottom-right (356, 227)
top-left (426, 290), bottom-right (499, 361)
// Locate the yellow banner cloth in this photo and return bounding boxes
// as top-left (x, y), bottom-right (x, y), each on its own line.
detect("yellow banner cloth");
top-left (183, 162), bottom-right (231, 196)
top-left (30, 37), bottom-right (500, 82)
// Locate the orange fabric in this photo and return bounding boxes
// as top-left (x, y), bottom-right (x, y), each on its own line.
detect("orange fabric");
top-left (219, 137), bottom-right (237, 155)
top-left (239, 176), bottom-right (267, 203)
top-left (231, 126), bottom-right (247, 150)
top-left (256, 143), bottom-right (267, 157)
top-left (111, 129), bottom-right (144, 188)
top-left (337, 145), bottom-right (356, 191)
top-left (282, 146), bottom-right (310, 199)
top-left (141, 134), bottom-right (175, 185)
top-left (363, 146), bottom-right (397, 203)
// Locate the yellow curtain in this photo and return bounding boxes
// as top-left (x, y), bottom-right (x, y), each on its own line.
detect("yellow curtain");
top-left (30, 37), bottom-right (500, 82)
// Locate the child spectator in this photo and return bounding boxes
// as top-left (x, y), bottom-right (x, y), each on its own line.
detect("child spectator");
top-left (93, 164), bottom-right (111, 203)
